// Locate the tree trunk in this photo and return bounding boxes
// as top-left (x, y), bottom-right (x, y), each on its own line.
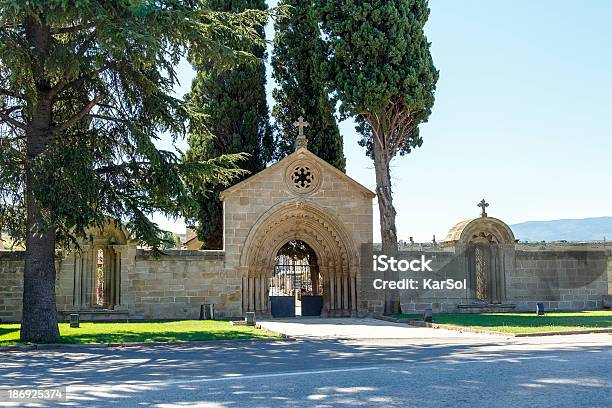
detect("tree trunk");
top-left (20, 89), bottom-right (60, 343)
top-left (20, 219), bottom-right (60, 343)
top-left (372, 137), bottom-right (401, 316)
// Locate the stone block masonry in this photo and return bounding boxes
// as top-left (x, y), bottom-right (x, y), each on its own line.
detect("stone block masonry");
top-left (0, 145), bottom-right (610, 320)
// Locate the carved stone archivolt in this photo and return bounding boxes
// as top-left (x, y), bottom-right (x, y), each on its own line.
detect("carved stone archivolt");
top-left (240, 199), bottom-right (358, 315)
top-left (241, 199), bottom-right (356, 275)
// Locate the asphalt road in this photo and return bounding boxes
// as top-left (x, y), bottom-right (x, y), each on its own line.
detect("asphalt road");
top-left (1, 332), bottom-right (611, 408)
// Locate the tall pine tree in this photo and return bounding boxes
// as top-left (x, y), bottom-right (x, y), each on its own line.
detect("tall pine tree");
top-left (271, 0), bottom-right (345, 171)
top-left (0, 0), bottom-right (271, 342)
top-left (185, 0), bottom-right (273, 249)
top-left (318, 0), bottom-right (438, 314)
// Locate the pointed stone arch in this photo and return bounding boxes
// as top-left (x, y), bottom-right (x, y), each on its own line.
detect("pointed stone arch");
top-left (240, 199), bottom-right (359, 316)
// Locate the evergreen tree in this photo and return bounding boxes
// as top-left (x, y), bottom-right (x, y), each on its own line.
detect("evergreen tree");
top-left (271, 0), bottom-right (345, 171)
top-left (184, 0), bottom-right (273, 249)
top-left (0, 0), bottom-right (271, 342)
top-left (317, 0), bottom-right (438, 314)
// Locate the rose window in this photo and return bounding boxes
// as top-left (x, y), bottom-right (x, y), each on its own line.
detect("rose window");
top-left (291, 166), bottom-right (314, 190)
top-left (285, 159), bottom-right (321, 194)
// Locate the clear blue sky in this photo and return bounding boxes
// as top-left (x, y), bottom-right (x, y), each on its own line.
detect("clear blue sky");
top-left (155, 0), bottom-right (612, 242)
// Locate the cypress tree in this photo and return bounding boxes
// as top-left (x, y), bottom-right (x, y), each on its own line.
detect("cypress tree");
top-left (272, 0), bottom-right (345, 171)
top-left (185, 0), bottom-right (273, 249)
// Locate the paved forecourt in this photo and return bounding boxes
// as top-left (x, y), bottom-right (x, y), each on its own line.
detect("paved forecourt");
top-left (257, 317), bottom-right (505, 340)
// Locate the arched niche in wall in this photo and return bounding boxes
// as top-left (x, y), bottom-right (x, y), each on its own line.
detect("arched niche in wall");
top-left (445, 217), bottom-right (516, 304)
top-left (73, 219), bottom-right (129, 309)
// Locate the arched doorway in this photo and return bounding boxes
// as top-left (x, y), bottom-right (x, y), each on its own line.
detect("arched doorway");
top-left (270, 240), bottom-right (323, 317)
top-left (240, 200), bottom-right (359, 317)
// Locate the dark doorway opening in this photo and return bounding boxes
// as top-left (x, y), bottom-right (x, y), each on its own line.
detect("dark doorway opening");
top-left (270, 240), bottom-right (323, 317)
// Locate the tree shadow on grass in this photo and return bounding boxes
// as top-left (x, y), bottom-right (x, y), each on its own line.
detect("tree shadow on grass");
top-left (432, 313), bottom-right (612, 330)
top-left (0, 325), bottom-right (21, 345)
top-left (0, 326), bottom-right (20, 336)
top-left (54, 329), bottom-right (276, 344)
top-left (1, 320), bottom-right (279, 346)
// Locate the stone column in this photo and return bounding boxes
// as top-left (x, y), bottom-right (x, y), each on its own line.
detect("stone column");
top-left (335, 264), bottom-right (343, 315)
top-left (329, 262), bottom-right (336, 315)
top-left (263, 276), bottom-right (270, 313)
top-left (248, 276), bottom-right (255, 312)
top-left (242, 276), bottom-right (248, 313)
top-left (73, 249), bottom-right (83, 309)
top-left (256, 276), bottom-right (266, 312)
top-left (319, 265), bottom-right (330, 316)
top-left (351, 273), bottom-right (358, 315)
top-left (342, 272), bottom-right (349, 312)
top-left (112, 245), bottom-right (126, 308)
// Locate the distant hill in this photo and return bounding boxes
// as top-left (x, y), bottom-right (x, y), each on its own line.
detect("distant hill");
top-left (510, 217), bottom-right (612, 242)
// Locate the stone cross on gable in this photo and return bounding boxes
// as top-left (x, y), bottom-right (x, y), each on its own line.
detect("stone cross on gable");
top-left (293, 116), bottom-right (310, 150)
top-left (478, 199), bottom-right (489, 218)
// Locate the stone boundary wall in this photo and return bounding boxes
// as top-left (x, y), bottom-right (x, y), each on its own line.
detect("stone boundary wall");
top-left (0, 252), bottom-right (24, 323)
top-left (0, 249), bottom-right (241, 322)
top-left (125, 250), bottom-right (241, 319)
top-left (1, 246), bottom-right (610, 321)
top-left (370, 247), bottom-right (610, 314)
top-left (0, 251), bottom-right (71, 323)
top-left (508, 250), bottom-right (608, 310)
top-left (608, 249), bottom-right (612, 296)
top-left (397, 249), bottom-right (469, 313)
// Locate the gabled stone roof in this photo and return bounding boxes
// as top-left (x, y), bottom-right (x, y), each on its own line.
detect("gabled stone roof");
top-left (220, 147), bottom-right (376, 200)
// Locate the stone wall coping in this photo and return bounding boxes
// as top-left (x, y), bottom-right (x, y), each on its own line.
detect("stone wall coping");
top-left (516, 249), bottom-right (607, 259)
top-left (396, 250), bottom-right (456, 256)
top-left (517, 245), bottom-right (609, 251)
top-left (0, 251), bottom-right (25, 260)
top-left (136, 249), bottom-right (225, 260)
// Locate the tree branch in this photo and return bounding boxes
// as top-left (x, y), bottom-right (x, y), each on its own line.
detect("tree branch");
top-left (0, 87), bottom-right (25, 99)
top-left (94, 162), bottom-right (150, 175)
top-left (49, 60), bottom-right (109, 98)
top-left (0, 111), bottom-right (26, 130)
top-left (88, 113), bottom-right (130, 125)
top-left (52, 23), bottom-right (94, 35)
top-left (53, 94), bottom-right (104, 135)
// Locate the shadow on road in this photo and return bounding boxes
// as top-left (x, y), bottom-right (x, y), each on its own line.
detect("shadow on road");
top-left (1, 339), bottom-right (610, 407)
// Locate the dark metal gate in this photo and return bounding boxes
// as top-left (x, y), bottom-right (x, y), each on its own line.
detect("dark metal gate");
top-left (269, 296), bottom-right (296, 318)
top-left (270, 261), bottom-right (323, 318)
top-left (301, 296), bottom-right (323, 316)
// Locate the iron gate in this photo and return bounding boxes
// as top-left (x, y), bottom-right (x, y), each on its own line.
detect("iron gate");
top-left (270, 262), bottom-right (323, 317)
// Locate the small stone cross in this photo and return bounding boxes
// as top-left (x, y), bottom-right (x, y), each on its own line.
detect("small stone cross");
top-left (293, 116), bottom-right (310, 150)
top-left (478, 199), bottom-right (489, 218)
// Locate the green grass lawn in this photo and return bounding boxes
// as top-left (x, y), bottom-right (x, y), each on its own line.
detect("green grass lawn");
top-left (394, 311), bottom-right (612, 334)
top-left (0, 320), bottom-right (280, 346)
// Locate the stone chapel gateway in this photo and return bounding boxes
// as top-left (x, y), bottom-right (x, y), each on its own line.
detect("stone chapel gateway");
top-left (0, 136), bottom-right (611, 322)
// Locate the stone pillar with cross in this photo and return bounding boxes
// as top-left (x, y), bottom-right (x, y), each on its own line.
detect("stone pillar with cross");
top-left (478, 199), bottom-right (489, 218)
top-left (293, 116), bottom-right (310, 150)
